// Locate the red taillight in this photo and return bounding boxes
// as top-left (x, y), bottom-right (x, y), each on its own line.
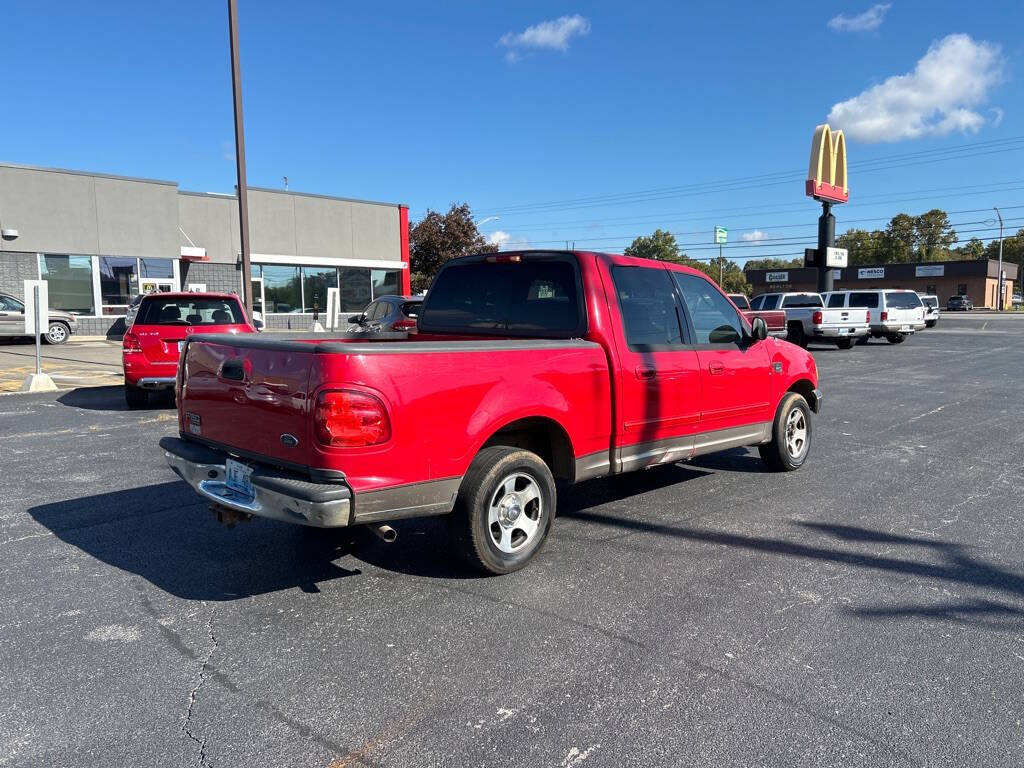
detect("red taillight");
top-left (881, 311), bottom-right (888, 322)
top-left (812, 311), bottom-right (822, 324)
top-left (393, 318), bottom-right (417, 331)
top-left (123, 332), bottom-right (142, 353)
top-left (314, 390), bottom-right (391, 447)
top-left (865, 311), bottom-right (870, 323)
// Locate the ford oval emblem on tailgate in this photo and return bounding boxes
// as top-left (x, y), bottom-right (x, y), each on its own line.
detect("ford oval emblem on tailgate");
top-left (280, 433), bottom-right (299, 447)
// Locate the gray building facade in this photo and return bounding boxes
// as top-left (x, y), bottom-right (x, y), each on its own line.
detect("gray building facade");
top-left (0, 162), bottom-right (410, 336)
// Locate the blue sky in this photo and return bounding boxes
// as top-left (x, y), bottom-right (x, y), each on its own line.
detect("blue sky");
top-left (2, 1), bottom-right (1022, 264)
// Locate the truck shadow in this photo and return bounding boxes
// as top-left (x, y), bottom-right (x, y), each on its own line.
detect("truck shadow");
top-left (57, 385), bottom-right (173, 412)
top-left (557, 509), bottom-right (1024, 630)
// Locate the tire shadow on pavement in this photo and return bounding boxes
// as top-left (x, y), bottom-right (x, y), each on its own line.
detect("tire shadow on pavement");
top-left (57, 385), bottom-right (173, 412)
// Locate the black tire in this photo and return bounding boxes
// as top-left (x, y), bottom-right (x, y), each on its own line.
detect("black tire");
top-left (124, 383), bottom-right (148, 408)
top-left (44, 322), bottom-right (70, 345)
top-left (759, 392), bottom-right (812, 472)
top-left (787, 322), bottom-right (807, 348)
top-left (856, 335), bottom-right (869, 346)
top-left (925, 320), bottom-right (936, 328)
top-left (836, 337), bottom-right (854, 350)
top-left (886, 333), bottom-right (906, 344)
top-left (450, 446), bottom-right (555, 574)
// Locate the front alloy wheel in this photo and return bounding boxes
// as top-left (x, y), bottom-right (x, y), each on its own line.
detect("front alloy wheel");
top-left (45, 322), bottom-right (69, 345)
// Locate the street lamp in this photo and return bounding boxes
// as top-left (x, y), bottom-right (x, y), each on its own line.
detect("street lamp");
top-left (476, 216), bottom-right (500, 228)
top-left (993, 207), bottom-right (1004, 310)
top-left (0, 213), bottom-right (18, 242)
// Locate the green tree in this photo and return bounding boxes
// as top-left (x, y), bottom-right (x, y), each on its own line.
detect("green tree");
top-left (743, 257), bottom-right (802, 271)
top-left (914, 209), bottom-right (957, 261)
top-left (694, 256), bottom-right (748, 294)
top-left (408, 203), bottom-right (497, 293)
top-left (983, 228), bottom-right (1024, 269)
top-left (883, 213), bottom-right (917, 263)
top-left (624, 229), bottom-right (684, 262)
top-left (958, 237), bottom-right (986, 259)
top-left (836, 228), bottom-right (884, 265)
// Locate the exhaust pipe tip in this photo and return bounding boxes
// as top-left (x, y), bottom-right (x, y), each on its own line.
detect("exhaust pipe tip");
top-left (369, 523), bottom-right (397, 543)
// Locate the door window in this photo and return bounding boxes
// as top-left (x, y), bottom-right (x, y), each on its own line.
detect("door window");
top-left (610, 267), bottom-right (684, 349)
top-left (0, 296), bottom-right (23, 311)
top-left (827, 293), bottom-right (846, 308)
top-left (673, 273), bottom-right (744, 345)
top-left (848, 292), bottom-right (879, 308)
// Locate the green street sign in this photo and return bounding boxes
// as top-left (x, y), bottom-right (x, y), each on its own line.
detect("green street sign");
top-left (714, 226), bottom-right (728, 245)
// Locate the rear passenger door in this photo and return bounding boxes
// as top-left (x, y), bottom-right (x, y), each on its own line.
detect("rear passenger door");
top-left (672, 272), bottom-right (772, 434)
top-left (605, 264), bottom-right (702, 470)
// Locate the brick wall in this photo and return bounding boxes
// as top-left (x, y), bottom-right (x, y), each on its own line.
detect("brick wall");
top-left (179, 262), bottom-right (240, 294)
top-left (0, 251), bottom-right (40, 299)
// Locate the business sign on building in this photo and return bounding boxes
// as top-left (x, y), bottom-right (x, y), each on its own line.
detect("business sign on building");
top-left (766, 271), bottom-right (789, 283)
top-left (858, 267), bottom-right (884, 279)
top-left (915, 264), bottom-right (945, 277)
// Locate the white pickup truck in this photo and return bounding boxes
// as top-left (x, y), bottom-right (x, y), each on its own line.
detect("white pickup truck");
top-left (751, 292), bottom-right (870, 350)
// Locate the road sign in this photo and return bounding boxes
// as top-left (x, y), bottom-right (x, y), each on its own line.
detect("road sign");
top-left (824, 246), bottom-right (848, 268)
top-left (23, 280), bottom-right (48, 335)
top-left (714, 226), bottom-right (728, 245)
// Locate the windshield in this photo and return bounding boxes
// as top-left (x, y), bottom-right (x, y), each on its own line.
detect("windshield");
top-left (921, 296), bottom-right (938, 308)
top-left (419, 256), bottom-right (584, 337)
top-left (781, 294), bottom-right (823, 308)
top-left (401, 301), bottom-right (423, 318)
top-left (135, 297), bottom-right (247, 326)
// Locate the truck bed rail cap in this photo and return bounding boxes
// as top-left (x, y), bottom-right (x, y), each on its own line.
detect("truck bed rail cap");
top-left (186, 334), bottom-right (601, 354)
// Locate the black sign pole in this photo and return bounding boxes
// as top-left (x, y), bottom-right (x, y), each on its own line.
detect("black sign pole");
top-left (816, 201), bottom-right (835, 293)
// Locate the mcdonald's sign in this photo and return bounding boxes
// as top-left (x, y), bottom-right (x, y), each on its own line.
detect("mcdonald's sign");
top-left (805, 123), bottom-right (848, 204)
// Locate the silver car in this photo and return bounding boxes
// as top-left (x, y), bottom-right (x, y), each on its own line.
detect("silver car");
top-left (0, 292), bottom-right (79, 344)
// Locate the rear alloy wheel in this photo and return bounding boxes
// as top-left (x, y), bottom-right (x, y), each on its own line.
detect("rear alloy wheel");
top-left (124, 383), bottom-right (148, 408)
top-left (44, 322), bottom-right (70, 345)
top-left (836, 337), bottom-right (854, 350)
top-left (451, 446), bottom-right (555, 574)
top-left (886, 333), bottom-right (906, 344)
top-left (759, 392), bottom-right (812, 472)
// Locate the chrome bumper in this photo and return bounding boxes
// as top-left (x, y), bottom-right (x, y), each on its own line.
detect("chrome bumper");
top-left (161, 437), bottom-right (351, 527)
top-left (137, 377), bottom-right (177, 390)
top-left (812, 326), bottom-right (869, 338)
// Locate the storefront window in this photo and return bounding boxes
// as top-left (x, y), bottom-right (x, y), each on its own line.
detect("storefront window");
top-left (39, 254), bottom-right (95, 315)
top-left (140, 258), bottom-right (174, 278)
top-left (99, 257), bottom-right (138, 315)
top-left (302, 267), bottom-right (337, 313)
top-left (371, 269), bottom-right (401, 299)
top-left (339, 267), bottom-right (371, 312)
top-left (262, 265), bottom-right (302, 313)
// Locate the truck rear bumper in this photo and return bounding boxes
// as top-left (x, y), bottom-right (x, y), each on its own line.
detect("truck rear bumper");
top-left (812, 326), bottom-right (869, 338)
top-left (160, 436), bottom-right (352, 527)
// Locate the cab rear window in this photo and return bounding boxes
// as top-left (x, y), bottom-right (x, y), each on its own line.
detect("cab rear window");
top-left (136, 297), bottom-right (246, 326)
top-left (419, 255), bottom-right (584, 337)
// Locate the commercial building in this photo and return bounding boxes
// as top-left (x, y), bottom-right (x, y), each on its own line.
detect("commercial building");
top-left (0, 162), bottom-right (410, 336)
top-left (745, 259), bottom-right (1017, 309)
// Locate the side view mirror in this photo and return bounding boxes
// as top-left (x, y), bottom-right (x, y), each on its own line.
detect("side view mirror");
top-left (750, 316), bottom-right (768, 341)
top-left (253, 318), bottom-right (264, 331)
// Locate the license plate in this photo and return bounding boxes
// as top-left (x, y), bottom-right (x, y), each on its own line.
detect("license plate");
top-left (838, 328), bottom-right (849, 335)
top-left (225, 458), bottom-right (254, 498)
top-left (177, 341), bottom-right (185, 353)
top-left (900, 325), bottom-right (910, 332)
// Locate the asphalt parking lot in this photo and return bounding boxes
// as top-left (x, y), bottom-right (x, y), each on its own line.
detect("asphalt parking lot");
top-left (0, 339), bottom-right (123, 392)
top-left (1, 314), bottom-right (1022, 767)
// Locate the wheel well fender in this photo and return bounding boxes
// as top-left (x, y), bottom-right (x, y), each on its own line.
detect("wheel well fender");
top-left (787, 378), bottom-right (819, 412)
top-left (478, 417), bottom-right (576, 483)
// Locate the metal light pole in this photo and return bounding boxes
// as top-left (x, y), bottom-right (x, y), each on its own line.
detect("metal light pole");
top-left (228, 0), bottom-right (254, 317)
top-left (994, 207), bottom-right (1004, 310)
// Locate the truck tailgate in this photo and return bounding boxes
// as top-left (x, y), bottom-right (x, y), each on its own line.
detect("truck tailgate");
top-left (179, 337), bottom-right (319, 468)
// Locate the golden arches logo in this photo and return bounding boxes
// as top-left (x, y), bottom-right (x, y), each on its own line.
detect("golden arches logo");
top-left (805, 123), bottom-right (848, 204)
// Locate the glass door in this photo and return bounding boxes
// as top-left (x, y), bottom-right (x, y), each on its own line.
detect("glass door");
top-left (250, 277), bottom-right (264, 321)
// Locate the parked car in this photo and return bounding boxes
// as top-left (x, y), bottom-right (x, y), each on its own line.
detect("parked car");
top-left (1013, 293), bottom-right (1023, 307)
top-left (346, 295), bottom-right (423, 333)
top-left (728, 293), bottom-right (787, 339)
top-left (918, 294), bottom-right (940, 327)
top-left (0, 292), bottom-right (78, 345)
top-left (124, 294), bottom-right (145, 328)
top-left (752, 291), bottom-right (869, 349)
top-left (947, 295), bottom-right (973, 311)
top-left (161, 251), bottom-right (821, 574)
top-left (123, 292), bottom-right (255, 408)
top-left (823, 289), bottom-right (925, 344)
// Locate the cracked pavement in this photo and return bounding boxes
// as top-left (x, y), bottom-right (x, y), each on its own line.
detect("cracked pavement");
top-left (1, 314), bottom-right (1023, 767)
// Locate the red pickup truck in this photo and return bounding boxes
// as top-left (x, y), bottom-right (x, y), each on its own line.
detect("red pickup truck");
top-left (161, 251), bottom-right (820, 573)
top-left (728, 293), bottom-right (788, 339)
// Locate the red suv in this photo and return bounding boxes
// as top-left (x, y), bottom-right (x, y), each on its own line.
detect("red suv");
top-left (123, 292), bottom-right (254, 407)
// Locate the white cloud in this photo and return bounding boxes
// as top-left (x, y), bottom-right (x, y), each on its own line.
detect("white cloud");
top-left (487, 230), bottom-right (510, 247)
top-left (741, 230), bottom-right (769, 242)
top-left (826, 34), bottom-right (1003, 143)
top-left (487, 230), bottom-right (532, 251)
top-left (828, 4), bottom-right (891, 32)
top-left (499, 15), bottom-right (590, 62)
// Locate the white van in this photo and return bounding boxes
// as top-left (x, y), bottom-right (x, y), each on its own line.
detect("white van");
top-left (918, 294), bottom-right (940, 327)
top-left (822, 289), bottom-right (926, 344)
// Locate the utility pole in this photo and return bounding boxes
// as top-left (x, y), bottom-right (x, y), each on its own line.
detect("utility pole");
top-left (994, 206), bottom-right (1004, 310)
top-left (817, 201), bottom-right (835, 293)
top-left (228, 0), bottom-right (253, 317)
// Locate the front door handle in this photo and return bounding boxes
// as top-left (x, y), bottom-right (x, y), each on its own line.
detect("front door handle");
top-left (635, 367), bottom-right (657, 380)
top-left (708, 361), bottom-right (725, 375)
